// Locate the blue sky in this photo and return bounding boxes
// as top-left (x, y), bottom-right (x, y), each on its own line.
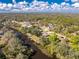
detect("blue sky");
top-left (0, 0), bottom-right (68, 4)
top-left (0, 0), bottom-right (31, 3)
top-left (0, 0), bottom-right (79, 13)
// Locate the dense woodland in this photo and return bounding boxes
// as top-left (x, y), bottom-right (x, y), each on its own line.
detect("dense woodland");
top-left (0, 13), bottom-right (79, 59)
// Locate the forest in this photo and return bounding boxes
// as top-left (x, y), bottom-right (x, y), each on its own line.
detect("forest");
top-left (0, 13), bottom-right (79, 59)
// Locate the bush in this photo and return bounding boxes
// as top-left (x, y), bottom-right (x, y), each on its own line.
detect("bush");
top-left (0, 31), bottom-right (34, 59)
top-left (48, 33), bottom-right (59, 43)
top-left (69, 35), bottom-right (79, 51)
top-left (27, 26), bottom-right (42, 36)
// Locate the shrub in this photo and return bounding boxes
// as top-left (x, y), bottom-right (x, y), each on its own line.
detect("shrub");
top-left (27, 26), bottom-right (42, 36)
top-left (0, 31), bottom-right (34, 59)
top-left (48, 33), bottom-right (59, 43)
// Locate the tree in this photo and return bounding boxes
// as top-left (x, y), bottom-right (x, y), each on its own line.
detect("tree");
top-left (27, 26), bottom-right (42, 36)
top-left (45, 33), bottom-right (59, 55)
top-left (0, 30), bottom-right (34, 59)
top-left (0, 51), bottom-right (6, 59)
top-left (48, 33), bottom-right (59, 44)
top-left (69, 35), bottom-right (79, 51)
top-left (56, 43), bottom-right (70, 59)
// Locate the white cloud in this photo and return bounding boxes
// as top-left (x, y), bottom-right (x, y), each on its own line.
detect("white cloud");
top-left (72, 3), bottom-right (79, 7)
top-left (12, 0), bottom-right (16, 4)
top-left (71, 0), bottom-right (79, 2)
top-left (65, 0), bottom-right (70, 2)
top-left (13, 1), bottom-right (27, 8)
top-left (29, 1), bottom-right (50, 12)
top-left (31, 1), bottom-right (49, 8)
top-left (0, 3), bottom-right (7, 10)
top-left (7, 3), bottom-right (13, 7)
top-left (51, 3), bottom-right (60, 9)
top-left (0, 0), bottom-right (79, 13)
top-left (61, 2), bottom-right (70, 8)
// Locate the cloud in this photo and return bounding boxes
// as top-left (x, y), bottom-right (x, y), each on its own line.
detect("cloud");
top-left (71, 0), bottom-right (79, 2)
top-left (0, 0), bottom-right (79, 13)
top-left (72, 3), bottom-right (79, 7)
top-left (51, 3), bottom-right (60, 9)
top-left (12, 0), bottom-right (16, 4)
top-left (27, 1), bottom-right (50, 12)
top-left (61, 2), bottom-right (70, 8)
top-left (64, 0), bottom-right (70, 2)
top-left (0, 3), bottom-right (7, 10)
top-left (30, 1), bottom-right (49, 9)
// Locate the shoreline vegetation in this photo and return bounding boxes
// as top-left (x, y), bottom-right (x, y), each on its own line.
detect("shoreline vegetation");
top-left (0, 13), bottom-right (79, 59)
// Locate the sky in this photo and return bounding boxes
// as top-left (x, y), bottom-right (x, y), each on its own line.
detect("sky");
top-left (0, 0), bottom-right (79, 13)
top-left (0, 0), bottom-right (65, 3)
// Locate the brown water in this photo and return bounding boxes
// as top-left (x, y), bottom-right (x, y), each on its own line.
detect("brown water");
top-left (32, 47), bottom-right (52, 59)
